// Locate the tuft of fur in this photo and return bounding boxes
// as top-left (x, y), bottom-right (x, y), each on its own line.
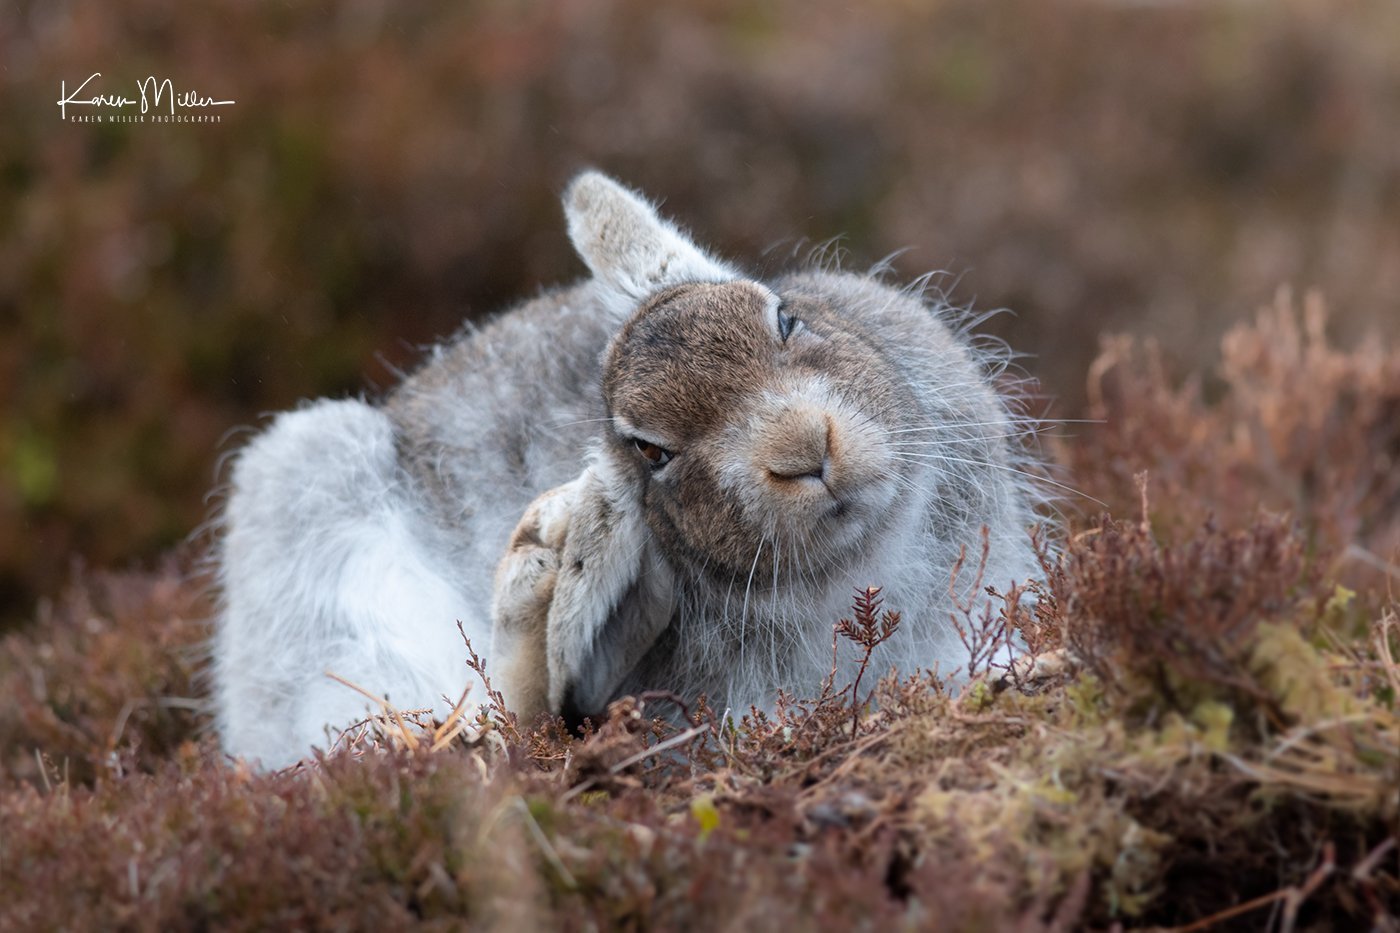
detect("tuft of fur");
top-left (212, 172), bottom-right (1048, 767)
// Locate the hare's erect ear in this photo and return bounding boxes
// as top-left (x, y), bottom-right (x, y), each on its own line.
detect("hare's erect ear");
top-left (564, 171), bottom-right (737, 302)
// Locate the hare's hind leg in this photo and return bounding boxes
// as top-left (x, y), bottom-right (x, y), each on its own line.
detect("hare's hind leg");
top-left (214, 399), bottom-right (477, 768)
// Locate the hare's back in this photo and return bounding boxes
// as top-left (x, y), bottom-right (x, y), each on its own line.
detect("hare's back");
top-left (385, 282), bottom-right (619, 568)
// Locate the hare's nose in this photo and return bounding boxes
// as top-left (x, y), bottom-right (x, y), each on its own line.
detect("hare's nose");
top-left (764, 409), bottom-right (832, 482)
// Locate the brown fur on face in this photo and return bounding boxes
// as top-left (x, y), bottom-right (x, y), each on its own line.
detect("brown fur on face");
top-left (600, 280), bottom-right (923, 581)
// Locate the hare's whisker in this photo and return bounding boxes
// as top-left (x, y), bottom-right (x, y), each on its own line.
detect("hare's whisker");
top-left (889, 452), bottom-right (1103, 507)
top-left (890, 431), bottom-right (1040, 446)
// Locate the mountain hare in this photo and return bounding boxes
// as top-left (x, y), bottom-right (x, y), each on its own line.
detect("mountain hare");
top-left (213, 172), bottom-right (1044, 767)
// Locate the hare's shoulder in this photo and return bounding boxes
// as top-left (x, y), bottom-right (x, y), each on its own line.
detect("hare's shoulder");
top-left (390, 280), bottom-right (619, 408)
top-left (384, 281), bottom-right (619, 540)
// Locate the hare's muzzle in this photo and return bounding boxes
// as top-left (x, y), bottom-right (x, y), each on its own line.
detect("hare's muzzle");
top-left (761, 407), bottom-right (832, 485)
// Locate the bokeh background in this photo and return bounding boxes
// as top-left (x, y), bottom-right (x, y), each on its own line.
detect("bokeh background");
top-left (2, 0), bottom-right (1397, 628)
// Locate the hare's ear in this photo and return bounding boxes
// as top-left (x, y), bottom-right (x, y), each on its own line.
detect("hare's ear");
top-left (564, 171), bottom-right (737, 303)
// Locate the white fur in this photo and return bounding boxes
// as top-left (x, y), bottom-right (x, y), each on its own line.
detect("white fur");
top-left (215, 400), bottom-right (482, 768)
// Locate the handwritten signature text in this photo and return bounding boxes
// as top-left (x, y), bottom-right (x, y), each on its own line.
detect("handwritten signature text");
top-left (58, 73), bottom-right (235, 120)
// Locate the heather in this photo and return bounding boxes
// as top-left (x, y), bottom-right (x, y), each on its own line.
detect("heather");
top-left (2, 310), bottom-right (1396, 930)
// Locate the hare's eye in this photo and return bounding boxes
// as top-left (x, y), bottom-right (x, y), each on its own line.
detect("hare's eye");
top-left (776, 305), bottom-right (799, 342)
top-left (632, 438), bottom-right (673, 467)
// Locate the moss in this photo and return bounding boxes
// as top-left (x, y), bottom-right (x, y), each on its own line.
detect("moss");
top-left (1188, 699), bottom-right (1234, 753)
top-left (1249, 621), bottom-right (1356, 723)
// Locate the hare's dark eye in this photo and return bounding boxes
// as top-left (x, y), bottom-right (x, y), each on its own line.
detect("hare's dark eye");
top-left (631, 438), bottom-right (673, 467)
top-left (776, 305), bottom-right (799, 342)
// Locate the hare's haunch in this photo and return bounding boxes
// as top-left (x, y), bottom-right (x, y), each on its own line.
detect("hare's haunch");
top-left (212, 173), bottom-right (1044, 767)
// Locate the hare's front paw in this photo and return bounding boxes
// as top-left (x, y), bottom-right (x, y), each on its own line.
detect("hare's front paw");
top-left (491, 464), bottom-right (674, 723)
top-left (490, 478), bottom-right (584, 718)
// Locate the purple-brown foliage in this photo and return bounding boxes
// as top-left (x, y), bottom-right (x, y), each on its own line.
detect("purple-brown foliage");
top-left (1, 312), bottom-right (1397, 929)
top-left (1068, 292), bottom-right (1400, 595)
top-left (0, 556), bottom-right (210, 786)
top-left (1057, 510), bottom-right (1314, 717)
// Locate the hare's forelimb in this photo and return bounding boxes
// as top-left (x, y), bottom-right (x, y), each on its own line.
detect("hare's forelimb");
top-left (491, 462), bottom-right (675, 724)
top-left (490, 482), bottom-right (571, 719)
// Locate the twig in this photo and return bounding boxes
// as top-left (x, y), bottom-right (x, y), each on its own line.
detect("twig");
top-left (457, 622), bottom-right (521, 742)
top-left (1167, 888), bottom-right (1290, 932)
top-left (607, 724), bottom-right (709, 775)
top-left (429, 680), bottom-right (477, 751)
top-left (835, 586), bottom-right (902, 739)
top-left (637, 690), bottom-right (698, 728)
top-left (108, 698), bottom-right (138, 752)
top-left (560, 723), bottom-right (709, 803)
top-left (1280, 841), bottom-right (1335, 933)
top-left (1166, 841), bottom-right (1336, 933)
top-left (34, 749), bottom-right (52, 795)
top-left (513, 797), bottom-right (577, 890)
top-left (797, 729), bottom-right (890, 798)
top-left (1352, 837), bottom-right (1398, 922)
top-left (1351, 836), bottom-right (1397, 882)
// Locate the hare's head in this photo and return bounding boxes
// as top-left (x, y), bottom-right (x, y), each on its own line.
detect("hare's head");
top-left (566, 172), bottom-right (1026, 585)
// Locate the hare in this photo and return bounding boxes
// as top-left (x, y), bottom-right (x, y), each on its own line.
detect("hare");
top-left (213, 172), bottom-right (1044, 767)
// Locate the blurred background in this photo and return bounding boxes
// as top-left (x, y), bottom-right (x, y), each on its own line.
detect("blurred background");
top-left (1, 0), bottom-right (1397, 629)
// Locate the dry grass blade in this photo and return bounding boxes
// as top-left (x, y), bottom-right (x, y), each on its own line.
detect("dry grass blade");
top-left (513, 797), bottom-right (578, 890)
top-left (325, 671), bottom-right (420, 752)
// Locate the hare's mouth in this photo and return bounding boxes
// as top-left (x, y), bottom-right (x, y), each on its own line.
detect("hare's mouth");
top-left (802, 491), bottom-right (881, 553)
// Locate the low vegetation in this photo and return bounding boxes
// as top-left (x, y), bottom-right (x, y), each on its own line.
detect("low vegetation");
top-left (2, 305), bottom-right (1396, 929)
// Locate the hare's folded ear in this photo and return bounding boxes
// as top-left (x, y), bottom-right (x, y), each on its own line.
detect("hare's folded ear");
top-left (564, 171), bottom-right (737, 304)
